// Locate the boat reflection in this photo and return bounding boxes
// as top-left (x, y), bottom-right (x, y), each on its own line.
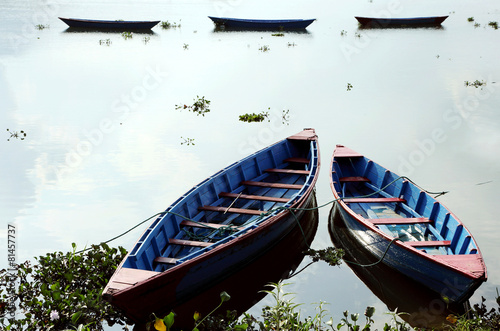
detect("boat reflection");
top-left (134, 193), bottom-right (318, 331)
top-left (328, 202), bottom-right (467, 329)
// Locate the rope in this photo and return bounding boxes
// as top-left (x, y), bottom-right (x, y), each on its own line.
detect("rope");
top-left (342, 237), bottom-right (401, 267)
top-left (75, 175), bottom-right (446, 258)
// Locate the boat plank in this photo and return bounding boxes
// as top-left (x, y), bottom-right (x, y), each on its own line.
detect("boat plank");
top-left (154, 257), bottom-right (178, 265)
top-left (433, 254), bottom-right (486, 275)
top-left (169, 238), bottom-right (212, 248)
top-left (284, 157), bottom-right (310, 164)
top-left (344, 197), bottom-right (406, 203)
top-left (368, 217), bottom-right (431, 225)
top-left (219, 192), bottom-right (289, 203)
top-left (199, 205), bottom-right (264, 215)
top-left (265, 168), bottom-right (310, 175)
top-left (339, 176), bottom-right (370, 183)
top-left (180, 220), bottom-right (241, 230)
top-left (242, 181), bottom-right (303, 190)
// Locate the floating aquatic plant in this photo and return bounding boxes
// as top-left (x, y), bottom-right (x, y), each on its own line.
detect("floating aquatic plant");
top-left (35, 24), bottom-right (49, 30)
top-left (340, 30), bottom-right (347, 36)
top-left (488, 21), bottom-right (499, 29)
top-left (160, 20), bottom-right (181, 29)
top-left (143, 36), bottom-right (150, 44)
top-left (259, 45), bottom-right (270, 52)
top-left (287, 42), bottom-right (297, 47)
top-left (99, 39), bottom-right (112, 46)
top-left (272, 33), bottom-right (284, 37)
top-left (183, 43), bottom-right (189, 50)
top-left (176, 96), bottom-right (211, 116)
top-left (282, 109), bottom-right (290, 125)
top-left (239, 111), bottom-right (270, 123)
top-left (121, 31), bottom-right (133, 39)
top-left (464, 80), bottom-right (486, 88)
top-left (181, 137), bottom-right (195, 146)
top-left (6, 128), bottom-right (26, 141)
top-left (346, 83), bottom-right (353, 91)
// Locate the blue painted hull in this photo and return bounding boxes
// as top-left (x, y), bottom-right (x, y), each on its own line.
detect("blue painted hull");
top-left (59, 17), bottom-right (160, 30)
top-left (355, 16), bottom-right (448, 27)
top-left (330, 145), bottom-right (486, 303)
top-left (208, 16), bottom-right (316, 30)
top-left (103, 129), bottom-right (320, 323)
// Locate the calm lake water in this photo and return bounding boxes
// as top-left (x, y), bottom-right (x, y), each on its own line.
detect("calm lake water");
top-left (1, 0), bottom-right (499, 328)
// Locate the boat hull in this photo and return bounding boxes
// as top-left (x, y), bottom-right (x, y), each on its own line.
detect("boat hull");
top-left (208, 16), bottom-right (316, 30)
top-left (59, 17), bottom-right (160, 30)
top-left (329, 145), bottom-right (486, 303)
top-left (104, 129), bottom-right (320, 323)
top-left (355, 16), bottom-right (448, 27)
top-left (332, 202), bottom-right (483, 303)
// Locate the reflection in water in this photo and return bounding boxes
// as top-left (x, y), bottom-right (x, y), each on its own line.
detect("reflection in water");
top-left (62, 27), bottom-right (156, 35)
top-left (134, 193), bottom-right (318, 330)
top-left (328, 202), bottom-right (467, 329)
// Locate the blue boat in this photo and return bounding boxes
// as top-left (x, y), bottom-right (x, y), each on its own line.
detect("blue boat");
top-left (103, 129), bottom-right (320, 323)
top-left (58, 17), bottom-right (160, 30)
top-left (208, 16), bottom-right (316, 30)
top-left (355, 16), bottom-right (448, 27)
top-left (330, 145), bottom-right (486, 303)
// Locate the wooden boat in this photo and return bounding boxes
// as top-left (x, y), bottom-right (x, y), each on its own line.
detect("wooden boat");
top-left (208, 16), bottom-right (316, 30)
top-left (355, 16), bottom-right (448, 27)
top-left (58, 17), bottom-right (160, 30)
top-left (329, 145), bottom-right (486, 303)
top-left (103, 129), bottom-right (320, 323)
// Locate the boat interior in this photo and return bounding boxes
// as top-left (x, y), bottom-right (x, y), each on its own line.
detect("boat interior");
top-left (123, 137), bottom-right (318, 272)
top-left (331, 154), bottom-right (479, 257)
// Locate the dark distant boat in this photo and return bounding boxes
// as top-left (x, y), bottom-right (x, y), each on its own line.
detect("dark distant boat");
top-left (103, 129), bottom-right (320, 323)
top-left (58, 17), bottom-right (160, 30)
top-left (330, 145), bottom-right (486, 303)
top-left (208, 16), bottom-right (316, 30)
top-left (355, 16), bottom-right (448, 27)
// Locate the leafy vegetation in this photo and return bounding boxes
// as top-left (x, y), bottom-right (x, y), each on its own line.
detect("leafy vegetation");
top-left (271, 33), bottom-right (284, 37)
top-left (99, 39), bottom-right (112, 46)
top-left (467, 17), bottom-right (475, 22)
top-left (488, 21), bottom-right (499, 29)
top-left (239, 111), bottom-right (270, 123)
top-left (35, 24), bottom-right (49, 30)
top-left (346, 83), bottom-right (353, 91)
top-left (259, 45), bottom-right (270, 52)
top-left (121, 31), bottom-right (133, 39)
top-left (0, 243), bottom-right (131, 330)
top-left (160, 20), bottom-right (181, 29)
top-left (6, 129), bottom-right (26, 141)
top-left (1, 243), bottom-right (499, 331)
top-left (176, 96), bottom-right (211, 116)
top-left (464, 80), bottom-right (486, 88)
top-left (181, 136), bottom-right (195, 146)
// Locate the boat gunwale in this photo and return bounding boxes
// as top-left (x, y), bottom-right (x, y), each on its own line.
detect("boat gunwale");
top-left (329, 146), bottom-right (486, 282)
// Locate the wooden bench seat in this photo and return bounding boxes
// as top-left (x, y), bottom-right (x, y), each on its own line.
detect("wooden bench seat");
top-left (284, 157), bottom-right (310, 164)
top-left (241, 181), bottom-right (303, 190)
top-left (219, 192), bottom-right (289, 203)
top-left (154, 256), bottom-right (178, 265)
top-left (180, 220), bottom-right (241, 231)
top-left (368, 217), bottom-right (431, 225)
top-left (339, 176), bottom-right (370, 183)
top-left (405, 240), bottom-right (451, 247)
top-left (199, 205), bottom-right (264, 215)
top-left (169, 238), bottom-right (212, 248)
top-left (343, 197), bottom-right (406, 203)
top-left (265, 168), bottom-right (310, 175)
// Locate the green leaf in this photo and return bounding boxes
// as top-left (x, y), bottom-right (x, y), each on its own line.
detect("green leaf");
top-left (220, 291), bottom-right (231, 303)
top-left (72, 311), bottom-right (82, 325)
top-left (163, 312), bottom-right (175, 328)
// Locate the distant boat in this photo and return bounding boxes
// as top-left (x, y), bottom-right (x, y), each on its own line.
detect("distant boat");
top-left (355, 16), bottom-right (448, 27)
top-left (208, 16), bottom-right (316, 30)
top-left (330, 145), bottom-right (487, 303)
top-left (58, 17), bottom-right (160, 30)
top-left (103, 129), bottom-right (320, 324)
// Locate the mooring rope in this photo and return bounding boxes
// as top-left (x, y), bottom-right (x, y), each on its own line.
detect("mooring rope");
top-left (78, 175), bottom-right (446, 265)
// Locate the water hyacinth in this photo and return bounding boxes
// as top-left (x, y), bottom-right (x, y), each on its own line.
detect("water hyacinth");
top-left (50, 310), bottom-right (59, 321)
